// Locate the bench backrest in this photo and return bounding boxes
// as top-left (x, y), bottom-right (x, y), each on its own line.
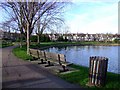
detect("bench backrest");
top-left (43, 52), bottom-right (66, 62)
top-left (30, 48), bottom-right (67, 65)
top-left (38, 50), bottom-right (46, 60)
top-left (58, 54), bottom-right (66, 62)
top-left (45, 52), bottom-right (60, 60)
top-left (45, 51), bottom-right (61, 65)
top-left (29, 48), bottom-right (39, 58)
top-left (45, 52), bottom-right (52, 59)
top-left (50, 52), bottom-right (59, 61)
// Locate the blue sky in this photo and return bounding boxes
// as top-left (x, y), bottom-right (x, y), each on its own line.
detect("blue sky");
top-left (0, 0), bottom-right (119, 34)
top-left (64, 0), bottom-right (119, 34)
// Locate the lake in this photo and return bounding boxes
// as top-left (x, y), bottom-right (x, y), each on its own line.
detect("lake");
top-left (44, 45), bottom-right (119, 74)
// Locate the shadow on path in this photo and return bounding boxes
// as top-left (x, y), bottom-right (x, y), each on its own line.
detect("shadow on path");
top-left (2, 46), bottom-right (82, 89)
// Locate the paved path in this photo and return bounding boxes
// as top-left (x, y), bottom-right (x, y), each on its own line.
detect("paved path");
top-left (2, 46), bottom-right (81, 89)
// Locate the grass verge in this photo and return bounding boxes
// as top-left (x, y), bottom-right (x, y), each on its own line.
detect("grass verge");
top-left (0, 40), bottom-right (18, 48)
top-left (0, 43), bottom-right (13, 48)
top-left (30, 41), bottom-right (120, 49)
top-left (12, 45), bottom-right (32, 60)
top-left (13, 42), bottom-right (120, 88)
top-left (59, 64), bottom-right (120, 89)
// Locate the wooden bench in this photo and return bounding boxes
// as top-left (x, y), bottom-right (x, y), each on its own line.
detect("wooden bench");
top-left (37, 50), bottom-right (47, 64)
top-left (29, 49), bottom-right (46, 64)
top-left (45, 52), bottom-right (71, 72)
top-left (29, 48), bottom-right (72, 72)
top-left (58, 54), bottom-right (72, 72)
top-left (58, 54), bottom-right (71, 66)
top-left (45, 52), bottom-right (59, 66)
top-left (29, 48), bottom-right (39, 60)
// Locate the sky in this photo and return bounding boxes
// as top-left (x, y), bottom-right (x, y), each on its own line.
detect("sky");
top-left (64, 0), bottom-right (119, 34)
top-left (0, 0), bottom-right (119, 34)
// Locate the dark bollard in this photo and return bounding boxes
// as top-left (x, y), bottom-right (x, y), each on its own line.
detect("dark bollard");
top-left (41, 59), bottom-right (44, 63)
top-left (62, 65), bottom-right (66, 71)
top-left (48, 61), bottom-right (51, 66)
top-left (45, 61), bottom-right (54, 67)
top-left (38, 59), bottom-right (46, 64)
top-left (59, 65), bottom-right (69, 73)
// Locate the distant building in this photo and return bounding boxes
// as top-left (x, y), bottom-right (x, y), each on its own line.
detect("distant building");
top-left (1, 30), bottom-right (120, 42)
top-left (0, 30), bottom-right (20, 41)
top-left (47, 33), bottom-right (120, 42)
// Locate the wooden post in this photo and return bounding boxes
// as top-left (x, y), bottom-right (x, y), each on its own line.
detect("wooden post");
top-left (48, 61), bottom-right (51, 66)
top-left (58, 54), bottom-right (62, 65)
top-left (88, 56), bottom-right (108, 87)
top-left (62, 65), bottom-right (66, 72)
top-left (43, 51), bottom-right (47, 61)
top-left (64, 55), bottom-right (67, 62)
top-left (27, 23), bottom-right (30, 55)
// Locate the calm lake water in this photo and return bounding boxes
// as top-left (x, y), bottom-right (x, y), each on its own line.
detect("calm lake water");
top-left (44, 46), bottom-right (120, 74)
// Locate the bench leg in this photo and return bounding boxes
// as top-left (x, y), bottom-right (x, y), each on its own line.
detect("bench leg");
top-left (38, 59), bottom-right (46, 64)
top-left (45, 61), bottom-right (54, 67)
top-left (59, 65), bottom-right (69, 72)
top-left (29, 56), bottom-right (34, 61)
top-left (33, 57), bottom-right (38, 60)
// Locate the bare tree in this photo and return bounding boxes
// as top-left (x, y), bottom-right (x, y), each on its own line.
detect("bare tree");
top-left (35, 11), bottom-right (65, 44)
top-left (1, 1), bottom-right (69, 54)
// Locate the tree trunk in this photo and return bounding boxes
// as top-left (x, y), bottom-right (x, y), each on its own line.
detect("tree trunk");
top-left (37, 35), bottom-right (40, 44)
top-left (20, 33), bottom-right (22, 48)
top-left (27, 23), bottom-right (30, 55)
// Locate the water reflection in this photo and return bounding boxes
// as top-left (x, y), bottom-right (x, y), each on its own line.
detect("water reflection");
top-left (44, 46), bottom-right (119, 74)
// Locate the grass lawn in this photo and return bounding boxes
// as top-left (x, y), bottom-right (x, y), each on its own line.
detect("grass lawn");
top-left (30, 41), bottom-right (120, 49)
top-left (0, 40), bottom-right (14, 48)
top-left (0, 42), bottom-right (13, 48)
top-left (59, 64), bottom-right (120, 89)
top-left (12, 45), bottom-right (32, 60)
top-left (13, 42), bottom-right (120, 89)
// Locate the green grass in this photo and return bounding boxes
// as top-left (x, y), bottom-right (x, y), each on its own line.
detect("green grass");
top-left (60, 64), bottom-right (89, 87)
top-left (0, 40), bottom-right (15, 48)
top-left (59, 64), bottom-right (120, 89)
top-left (13, 42), bottom-right (120, 89)
top-left (30, 41), bottom-right (120, 49)
top-left (12, 45), bottom-right (32, 60)
top-left (0, 42), bottom-right (13, 48)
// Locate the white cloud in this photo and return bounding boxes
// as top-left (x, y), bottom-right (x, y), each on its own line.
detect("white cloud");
top-left (65, 2), bottom-right (118, 34)
top-left (80, 14), bottom-right (117, 34)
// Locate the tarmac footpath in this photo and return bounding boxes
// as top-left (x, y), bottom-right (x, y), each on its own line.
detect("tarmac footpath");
top-left (2, 46), bottom-right (82, 89)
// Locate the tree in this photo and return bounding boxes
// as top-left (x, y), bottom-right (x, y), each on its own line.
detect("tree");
top-left (114, 38), bottom-right (120, 43)
top-left (1, 1), bottom-right (69, 54)
top-left (41, 34), bottom-right (51, 42)
top-left (35, 1), bottom-right (66, 44)
top-left (35, 14), bottom-right (65, 44)
top-left (57, 36), bottom-right (64, 41)
top-left (31, 35), bottom-right (37, 42)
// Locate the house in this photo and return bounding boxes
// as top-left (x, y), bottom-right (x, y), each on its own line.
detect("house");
top-left (1, 30), bottom-right (118, 42)
top-left (0, 30), bottom-right (20, 41)
top-left (0, 30), bottom-right (4, 39)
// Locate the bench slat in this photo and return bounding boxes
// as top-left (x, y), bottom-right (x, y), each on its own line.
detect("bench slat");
top-left (30, 48), bottom-right (72, 72)
top-left (38, 50), bottom-right (47, 61)
top-left (29, 48), bottom-right (39, 58)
